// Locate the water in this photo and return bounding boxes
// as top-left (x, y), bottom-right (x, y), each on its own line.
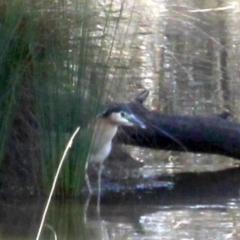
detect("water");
top-left (1, 194), bottom-right (240, 240)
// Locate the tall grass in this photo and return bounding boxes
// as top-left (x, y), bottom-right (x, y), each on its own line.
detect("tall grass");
top-left (0, 2), bottom-right (26, 162)
top-left (0, 0), bottom-right (106, 197)
top-left (31, 0), bottom-right (108, 196)
top-left (0, 0), bottom-right (142, 197)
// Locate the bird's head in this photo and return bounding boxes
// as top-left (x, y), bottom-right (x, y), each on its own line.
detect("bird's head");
top-left (98, 104), bottom-right (146, 128)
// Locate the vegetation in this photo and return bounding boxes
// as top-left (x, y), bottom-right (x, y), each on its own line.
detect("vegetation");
top-left (0, 0), bottom-right (118, 197)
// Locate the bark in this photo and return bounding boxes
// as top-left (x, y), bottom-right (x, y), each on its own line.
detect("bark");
top-left (115, 90), bottom-right (240, 160)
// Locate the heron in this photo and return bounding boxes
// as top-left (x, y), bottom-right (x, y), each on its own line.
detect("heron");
top-left (85, 103), bottom-right (146, 194)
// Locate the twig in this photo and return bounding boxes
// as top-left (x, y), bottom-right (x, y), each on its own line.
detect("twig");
top-left (36, 127), bottom-right (80, 240)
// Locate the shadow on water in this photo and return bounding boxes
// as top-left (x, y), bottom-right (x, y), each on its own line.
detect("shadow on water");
top-left (1, 167), bottom-right (240, 239)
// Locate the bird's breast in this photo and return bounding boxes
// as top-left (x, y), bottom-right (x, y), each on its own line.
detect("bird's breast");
top-left (88, 121), bottom-right (118, 163)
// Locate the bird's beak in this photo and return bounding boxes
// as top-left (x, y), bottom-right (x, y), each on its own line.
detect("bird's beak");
top-left (126, 114), bottom-right (146, 129)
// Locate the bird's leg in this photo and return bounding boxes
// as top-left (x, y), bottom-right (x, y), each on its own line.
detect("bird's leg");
top-left (85, 173), bottom-right (92, 194)
top-left (83, 194), bottom-right (91, 223)
top-left (97, 162), bottom-right (103, 213)
top-left (85, 160), bottom-right (93, 194)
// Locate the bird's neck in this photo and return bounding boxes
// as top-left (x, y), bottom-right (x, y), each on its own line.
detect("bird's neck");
top-left (94, 118), bottom-right (119, 140)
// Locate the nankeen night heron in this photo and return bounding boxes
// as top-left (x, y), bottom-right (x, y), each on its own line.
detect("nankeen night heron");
top-left (85, 104), bottom-right (146, 194)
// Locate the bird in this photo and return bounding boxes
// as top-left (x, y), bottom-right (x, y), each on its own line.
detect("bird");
top-left (85, 103), bottom-right (146, 194)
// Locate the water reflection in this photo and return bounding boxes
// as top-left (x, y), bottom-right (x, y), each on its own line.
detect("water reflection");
top-left (84, 197), bottom-right (240, 240)
top-left (1, 193), bottom-right (240, 240)
top-left (127, 146), bottom-right (240, 177)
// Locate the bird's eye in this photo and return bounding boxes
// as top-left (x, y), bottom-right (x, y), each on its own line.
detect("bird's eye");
top-left (120, 111), bottom-right (126, 117)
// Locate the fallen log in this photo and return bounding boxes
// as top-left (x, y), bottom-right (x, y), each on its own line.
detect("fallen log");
top-left (116, 90), bottom-right (240, 160)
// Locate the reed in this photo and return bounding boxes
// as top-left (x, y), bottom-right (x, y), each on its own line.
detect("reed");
top-left (0, 0), bottom-right (141, 197)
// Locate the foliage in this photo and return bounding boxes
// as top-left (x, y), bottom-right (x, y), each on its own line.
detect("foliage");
top-left (0, 0), bottom-right (111, 197)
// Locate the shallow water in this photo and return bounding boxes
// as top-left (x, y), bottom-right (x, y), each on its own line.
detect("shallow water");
top-left (1, 174), bottom-right (240, 240)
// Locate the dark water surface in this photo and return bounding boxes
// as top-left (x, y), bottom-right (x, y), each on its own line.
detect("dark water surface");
top-left (1, 192), bottom-right (240, 240)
